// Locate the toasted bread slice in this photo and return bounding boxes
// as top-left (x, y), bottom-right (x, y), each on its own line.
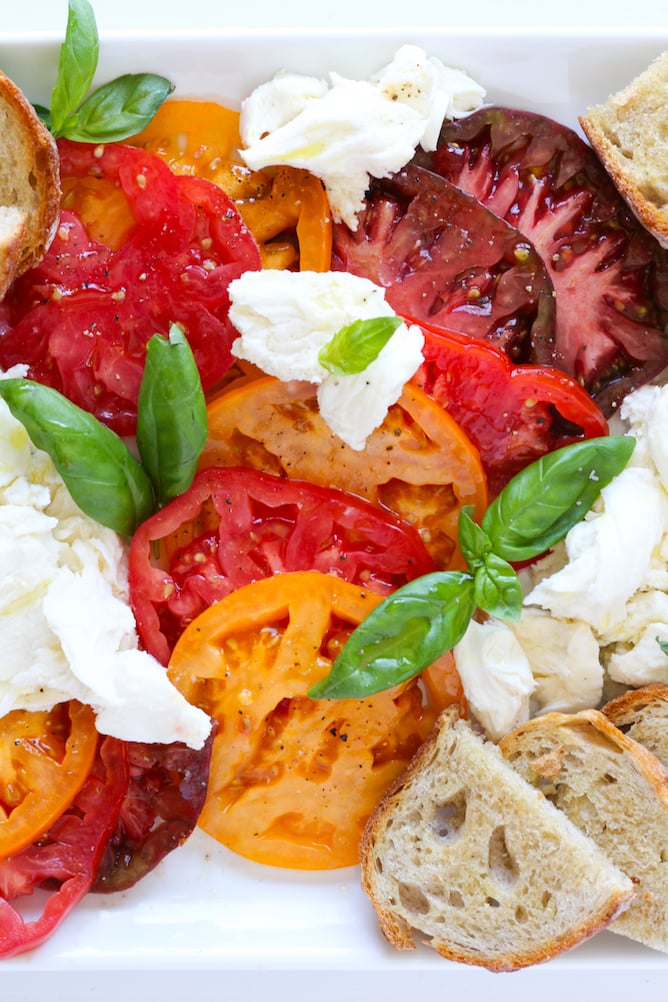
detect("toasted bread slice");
top-left (603, 683), bottom-right (668, 769)
top-left (360, 707), bottom-right (634, 972)
top-left (500, 708), bottom-right (668, 953)
top-left (580, 51), bottom-right (668, 247)
top-left (0, 69), bottom-right (60, 297)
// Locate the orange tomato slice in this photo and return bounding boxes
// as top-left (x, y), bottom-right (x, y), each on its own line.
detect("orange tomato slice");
top-left (130, 99), bottom-right (332, 271)
top-left (168, 570), bottom-right (460, 869)
top-left (200, 376), bottom-right (488, 569)
top-left (0, 701), bottom-right (98, 860)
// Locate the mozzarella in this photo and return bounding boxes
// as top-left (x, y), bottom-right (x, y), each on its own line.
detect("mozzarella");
top-left (239, 45), bottom-right (485, 229)
top-left (0, 389), bottom-right (211, 749)
top-left (229, 269), bottom-right (424, 450)
top-left (453, 618), bottom-right (534, 740)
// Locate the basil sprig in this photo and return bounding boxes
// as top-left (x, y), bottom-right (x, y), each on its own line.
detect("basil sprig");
top-left (0, 379), bottom-right (153, 537)
top-left (38, 0), bottom-right (173, 142)
top-left (0, 326), bottom-right (207, 536)
top-left (318, 316), bottom-right (402, 376)
top-left (309, 434), bottom-right (635, 700)
top-left (136, 323), bottom-right (208, 507)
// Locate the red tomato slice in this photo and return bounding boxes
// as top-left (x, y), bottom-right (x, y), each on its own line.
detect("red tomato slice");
top-left (129, 465), bottom-right (435, 665)
top-left (130, 100), bottom-right (332, 272)
top-left (200, 376), bottom-right (488, 571)
top-left (167, 571), bottom-right (461, 869)
top-left (92, 735), bottom-right (214, 893)
top-left (332, 163), bottom-right (556, 365)
top-left (0, 736), bottom-right (128, 960)
top-left (0, 140), bottom-right (261, 435)
top-left (411, 318), bottom-right (609, 496)
top-left (429, 106), bottom-right (668, 414)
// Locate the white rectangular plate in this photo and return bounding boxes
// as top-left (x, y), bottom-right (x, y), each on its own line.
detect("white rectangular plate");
top-left (1, 25), bottom-right (668, 1002)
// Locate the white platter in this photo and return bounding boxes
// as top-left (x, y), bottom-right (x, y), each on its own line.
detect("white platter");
top-left (1, 23), bottom-right (668, 1002)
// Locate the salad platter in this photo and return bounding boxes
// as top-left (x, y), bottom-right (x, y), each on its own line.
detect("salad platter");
top-left (2, 12), bottom-right (668, 1001)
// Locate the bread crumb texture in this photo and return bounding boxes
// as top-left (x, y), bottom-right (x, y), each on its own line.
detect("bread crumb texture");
top-left (360, 708), bottom-right (634, 972)
top-left (501, 708), bottom-right (668, 954)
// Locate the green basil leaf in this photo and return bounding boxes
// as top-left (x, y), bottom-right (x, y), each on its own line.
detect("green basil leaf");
top-left (59, 73), bottom-right (174, 143)
top-left (308, 571), bottom-right (476, 699)
top-left (474, 553), bottom-right (523, 620)
top-left (0, 379), bottom-right (154, 536)
top-left (458, 506), bottom-right (492, 572)
top-left (50, 0), bottom-right (99, 136)
top-left (34, 103), bottom-right (52, 129)
top-left (136, 323), bottom-right (208, 507)
top-left (318, 316), bottom-right (402, 376)
top-left (657, 637), bottom-right (668, 656)
top-left (482, 435), bottom-right (636, 562)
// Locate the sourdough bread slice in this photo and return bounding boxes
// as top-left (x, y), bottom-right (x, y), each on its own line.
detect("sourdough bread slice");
top-left (500, 708), bottom-right (668, 953)
top-left (580, 51), bottom-right (668, 247)
top-left (0, 69), bottom-right (60, 297)
top-left (360, 707), bottom-right (634, 972)
top-left (603, 683), bottom-right (668, 769)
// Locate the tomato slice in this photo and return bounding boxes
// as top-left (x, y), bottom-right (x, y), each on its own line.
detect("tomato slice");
top-left (92, 736), bottom-right (214, 893)
top-left (0, 736), bottom-right (128, 959)
top-left (332, 163), bottom-right (556, 365)
top-left (0, 140), bottom-right (261, 435)
top-left (130, 99), bottom-right (332, 272)
top-left (411, 318), bottom-right (609, 496)
top-left (428, 106), bottom-right (668, 413)
top-left (0, 701), bottom-right (98, 861)
top-left (129, 465), bottom-right (435, 665)
top-left (167, 571), bottom-right (459, 869)
top-left (200, 376), bottom-right (487, 570)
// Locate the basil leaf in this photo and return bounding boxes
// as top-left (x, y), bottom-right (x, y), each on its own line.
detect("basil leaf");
top-left (50, 0), bottom-right (99, 136)
top-left (318, 316), bottom-right (402, 376)
top-left (59, 73), bottom-right (174, 143)
top-left (0, 379), bottom-right (154, 536)
top-left (474, 553), bottom-right (523, 620)
top-left (482, 435), bottom-right (635, 562)
top-left (657, 638), bottom-right (668, 655)
top-left (458, 506), bottom-right (492, 571)
top-left (136, 324), bottom-right (208, 507)
top-left (308, 571), bottom-right (476, 699)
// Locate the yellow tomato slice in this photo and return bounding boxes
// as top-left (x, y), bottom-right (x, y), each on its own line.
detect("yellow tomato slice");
top-left (130, 99), bottom-right (332, 271)
top-left (200, 376), bottom-right (488, 569)
top-left (168, 571), bottom-right (460, 869)
top-left (0, 701), bottom-right (98, 860)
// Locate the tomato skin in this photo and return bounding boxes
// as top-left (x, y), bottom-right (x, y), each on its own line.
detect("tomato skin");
top-left (167, 571), bottom-right (459, 870)
top-left (129, 465), bottom-right (435, 665)
top-left (0, 736), bottom-right (128, 959)
top-left (0, 140), bottom-right (261, 435)
top-left (200, 376), bottom-right (487, 571)
top-left (411, 319), bottom-right (609, 496)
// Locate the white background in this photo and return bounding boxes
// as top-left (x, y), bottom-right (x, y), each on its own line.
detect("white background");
top-left (2, 0), bottom-right (667, 32)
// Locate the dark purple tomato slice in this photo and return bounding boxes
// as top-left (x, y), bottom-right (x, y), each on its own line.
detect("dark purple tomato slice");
top-left (332, 162), bottom-right (556, 366)
top-left (427, 106), bottom-right (668, 415)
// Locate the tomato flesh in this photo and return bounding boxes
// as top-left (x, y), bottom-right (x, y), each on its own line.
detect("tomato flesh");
top-left (167, 571), bottom-right (460, 869)
top-left (428, 106), bottom-right (668, 413)
top-left (0, 140), bottom-right (261, 435)
top-left (129, 465), bottom-right (435, 665)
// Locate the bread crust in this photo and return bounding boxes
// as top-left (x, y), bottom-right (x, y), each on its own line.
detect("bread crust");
top-left (0, 69), bottom-right (61, 297)
top-left (500, 708), bottom-right (668, 953)
top-left (579, 51), bottom-right (668, 248)
top-left (360, 707), bottom-right (634, 972)
top-left (602, 683), bottom-right (668, 768)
